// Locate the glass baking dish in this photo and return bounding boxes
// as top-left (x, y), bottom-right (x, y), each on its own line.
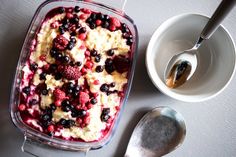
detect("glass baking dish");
top-left (9, 0), bottom-right (138, 156)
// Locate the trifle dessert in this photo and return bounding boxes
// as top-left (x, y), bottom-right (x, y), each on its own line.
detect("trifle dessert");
top-left (18, 6), bottom-right (134, 142)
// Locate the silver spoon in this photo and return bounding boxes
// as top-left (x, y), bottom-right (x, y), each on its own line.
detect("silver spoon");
top-left (164, 0), bottom-right (236, 89)
top-left (124, 107), bottom-right (186, 157)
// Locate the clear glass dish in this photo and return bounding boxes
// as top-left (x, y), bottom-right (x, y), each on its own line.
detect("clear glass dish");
top-left (10, 0), bottom-right (138, 156)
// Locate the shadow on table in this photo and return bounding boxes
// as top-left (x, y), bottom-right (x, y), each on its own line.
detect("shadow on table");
top-left (128, 42), bottom-right (161, 101)
top-left (113, 37), bottom-right (162, 157)
top-left (0, 19), bottom-right (29, 156)
top-left (113, 107), bottom-right (152, 157)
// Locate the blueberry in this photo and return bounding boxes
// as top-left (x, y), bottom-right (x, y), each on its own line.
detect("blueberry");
top-left (50, 103), bottom-right (56, 111)
top-left (79, 27), bottom-right (86, 33)
top-left (67, 89), bottom-right (73, 94)
top-left (101, 21), bottom-right (109, 28)
top-left (55, 72), bottom-right (62, 80)
top-left (101, 114), bottom-right (110, 122)
top-left (62, 99), bottom-right (70, 106)
top-left (90, 13), bottom-right (97, 20)
top-left (64, 120), bottom-right (75, 128)
top-left (49, 64), bottom-right (57, 72)
top-left (30, 63), bottom-right (38, 71)
top-left (90, 98), bottom-right (97, 104)
top-left (62, 105), bottom-right (71, 112)
top-left (59, 26), bottom-right (65, 34)
top-left (61, 100), bottom-right (71, 112)
top-left (105, 64), bottom-right (115, 74)
top-left (50, 49), bottom-right (57, 58)
top-left (74, 85), bottom-right (80, 92)
top-left (22, 86), bottom-right (30, 95)
top-left (67, 42), bottom-right (74, 50)
top-left (77, 109), bottom-right (87, 117)
top-left (63, 55), bottom-right (70, 63)
top-left (86, 17), bottom-right (93, 24)
top-left (70, 37), bottom-right (77, 43)
top-left (89, 23), bottom-right (96, 29)
top-left (70, 17), bottom-right (79, 24)
top-left (48, 132), bottom-right (54, 137)
top-left (76, 23), bottom-right (81, 29)
top-left (76, 61), bottom-right (82, 66)
top-left (107, 49), bottom-right (114, 56)
top-left (95, 65), bottom-right (104, 73)
top-left (41, 114), bottom-right (51, 121)
top-left (40, 72), bottom-right (47, 80)
top-left (97, 13), bottom-right (104, 20)
top-left (29, 99), bottom-right (37, 105)
top-left (59, 118), bottom-right (67, 125)
top-left (62, 18), bottom-right (69, 25)
top-left (74, 6), bottom-right (80, 13)
top-left (126, 38), bottom-right (133, 45)
top-left (70, 31), bottom-right (77, 36)
top-left (100, 84), bottom-right (109, 92)
top-left (121, 23), bottom-right (129, 33)
top-left (110, 82), bottom-right (116, 87)
top-left (90, 50), bottom-right (97, 56)
top-left (72, 92), bottom-right (79, 97)
top-left (102, 108), bottom-right (110, 114)
top-left (55, 52), bottom-right (63, 61)
top-left (105, 58), bottom-right (113, 65)
top-left (63, 23), bottom-right (69, 29)
top-left (67, 82), bottom-right (74, 89)
top-left (94, 55), bottom-right (101, 63)
top-left (71, 110), bottom-right (79, 117)
top-left (58, 7), bottom-right (65, 14)
top-left (41, 89), bottom-right (48, 95)
top-left (102, 15), bottom-right (109, 21)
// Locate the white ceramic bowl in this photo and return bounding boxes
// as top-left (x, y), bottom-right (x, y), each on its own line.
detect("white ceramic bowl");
top-left (146, 14), bottom-right (236, 102)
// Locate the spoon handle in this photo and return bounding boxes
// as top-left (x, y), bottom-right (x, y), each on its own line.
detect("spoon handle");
top-left (201, 0), bottom-right (236, 39)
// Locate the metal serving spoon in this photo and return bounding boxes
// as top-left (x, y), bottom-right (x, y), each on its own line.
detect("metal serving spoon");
top-left (165, 0), bottom-right (236, 88)
top-left (124, 107), bottom-right (186, 157)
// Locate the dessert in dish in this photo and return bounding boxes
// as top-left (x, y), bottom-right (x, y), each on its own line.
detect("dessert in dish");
top-left (18, 6), bottom-right (133, 142)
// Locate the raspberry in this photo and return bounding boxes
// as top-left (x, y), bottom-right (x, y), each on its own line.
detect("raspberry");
top-left (110, 17), bottom-right (121, 27)
top-left (85, 61), bottom-right (93, 69)
top-left (86, 103), bottom-right (93, 109)
top-left (47, 125), bottom-right (55, 132)
top-left (79, 14), bottom-right (87, 20)
top-left (66, 13), bottom-right (73, 19)
top-left (79, 92), bottom-right (89, 104)
top-left (83, 116), bottom-right (90, 125)
top-left (53, 35), bottom-right (69, 50)
top-left (53, 88), bottom-right (66, 100)
top-left (50, 21), bottom-right (59, 28)
top-left (18, 104), bottom-right (26, 111)
top-left (81, 8), bottom-right (91, 14)
top-left (55, 100), bottom-right (62, 107)
top-left (61, 65), bottom-right (80, 80)
top-left (95, 19), bottom-right (102, 26)
top-left (109, 25), bottom-right (116, 31)
top-left (39, 54), bottom-right (46, 61)
top-left (93, 80), bottom-right (100, 85)
top-left (78, 33), bottom-right (87, 40)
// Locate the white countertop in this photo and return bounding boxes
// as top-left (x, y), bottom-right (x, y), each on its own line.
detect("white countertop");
top-left (1, 0), bottom-right (236, 156)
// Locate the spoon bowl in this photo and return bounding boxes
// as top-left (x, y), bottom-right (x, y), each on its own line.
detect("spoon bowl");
top-left (164, 48), bottom-right (198, 88)
top-left (124, 107), bottom-right (186, 157)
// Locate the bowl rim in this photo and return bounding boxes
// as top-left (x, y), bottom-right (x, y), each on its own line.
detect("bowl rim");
top-left (146, 13), bottom-right (236, 102)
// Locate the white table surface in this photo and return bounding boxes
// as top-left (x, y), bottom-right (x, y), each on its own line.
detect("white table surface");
top-left (1, 0), bottom-right (236, 157)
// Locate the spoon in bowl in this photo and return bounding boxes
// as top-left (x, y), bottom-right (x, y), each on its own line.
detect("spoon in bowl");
top-left (165, 0), bottom-right (236, 88)
top-left (124, 107), bottom-right (186, 157)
